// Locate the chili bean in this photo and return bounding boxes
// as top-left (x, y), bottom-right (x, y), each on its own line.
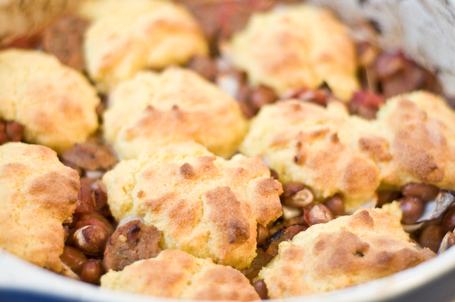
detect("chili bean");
top-left (442, 206), bottom-right (455, 233)
top-left (287, 188), bottom-right (313, 208)
top-left (187, 55), bottom-right (217, 81)
top-left (375, 51), bottom-right (404, 79)
top-left (60, 246), bottom-right (87, 275)
top-left (304, 204), bottom-right (333, 226)
top-left (324, 195), bottom-right (345, 217)
top-left (257, 224), bottom-right (269, 247)
top-left (242, 248), bottom-right (273, 282)
top-left (399, 196), bottom-right (424, 224)
top-left (418, 225), bottom-right (445, 253)
top-left (401, 183), bottom-right (440, 202)
top-left (73, 225), bottom-right (110, 256)
top-left (0, 122), bottom-right (8, 145)
top-left (283, 182), bottom-right (306, 198)
top-left (5, 121), bottom-right (24, 142)
top-left (269, 169), bottom-right (279, 180)
top-left (265, 225), bottom-right (306, 256)
top-left (80, 259), bottom-right (104, 285)
top-left (250, 85), bottom-right (276, 112)
top-left (267, 216), bottom-right (306, 237)
top-left (75, 212), bottom-right (115, 235)
top-left (377, 190), bottom-right (401, 207)
top-left (253, 280), bottom-right (269, 299)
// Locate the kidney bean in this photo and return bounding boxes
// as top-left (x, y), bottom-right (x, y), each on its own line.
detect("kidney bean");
top-left (375, 51), bottom-right (404, 79)
top-left (0, 122), bottom-right (8, 145)
top-left (265, 225), bottom-right (306, 256)
top-left (324, 195), bottom-right (345, 217)
top-left (73, 225), bottom-right (110, 256)
top-left (5, 122), bottom-right (24, 142)
top-left (242, 248), bottom-right (273, 282)
top-left (283, 188), bottom-right (313, 208)
top-left (257, 224), bottom-right (269, 247)
top-left (250, 85), bottom-right (276, 112)
top-left (377, 190), bottom-right (401, 207)
top-left (304, 204), bottom-right (333, 226)
top-left (399, 196), bottom-right (424, 224)
top-left (269, 169), bottom-right (279, 180)
top-left (253, 280), bottom-right (269, 299)
top-left (401, 183), bottom-right (440, 202)
top-left (418, 225), bottom-right (445, 253)
top-left (75, 212), bottom-right (115, 235)
top-left (80, 259), bottom-right (104, 285)
top-left (60, 246), bottom-right (87, 275)
top-left (187, 55), bottom-right (217, 81)
top-left (442, 206), bottom-right (455, 233)
top-left (283, 182), bottom-right (306, 198)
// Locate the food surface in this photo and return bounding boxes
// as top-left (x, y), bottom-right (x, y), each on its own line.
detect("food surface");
top-left (226, 4), bottom-right (359, 100)
top-left (258, 208), bottom-right (436, 298)
top-left (241, 91), bottom-right (455, 212)
top-left (370, 91), bottom-right (455, 189)
top-left (102, 142), bottom-right (282, 269)
top-left (0, 142), bottom-right (80, 273)
top-left (103, 67), bottom-right (247, 159)
top-left (1, 0), bottom-right (454, 300)
top-left (0, 0), bottom-right (78, 46)
top-left (83, 0), bottom-right (208, 92)
top-left (240, 99), bottom-right (379, 212)
top-left (0, 49), bottom-right (100, 153)
top-left (101, 249), bottom-right (260, 301)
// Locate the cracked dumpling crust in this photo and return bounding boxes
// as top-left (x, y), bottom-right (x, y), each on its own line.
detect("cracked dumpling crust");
top-left (226, 4), bottom-right (359, 100)
top-left (241, 92), bottom-right (455, 212)
top-left (0, 49), bottom-right (100, 153)
top-left (102, 142), bottom-right (282, 269)
top-left (84, 0), bottom-right (208, 92)
top-left (101, 250), bottom-right (260, 301)
top-left (240, 100), bottom-right (380, 212)
top-left (0, 142), bottom-right (80, 273)
top-left (258, 208), bottom-right (435, 298)
top-left (369, 91), bottom-right (455, 190)
top-left (103, 67), bottom-right (248, 159)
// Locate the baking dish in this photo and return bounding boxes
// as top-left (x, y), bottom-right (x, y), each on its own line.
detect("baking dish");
top-left (1, 0), bottom-right (455, 301)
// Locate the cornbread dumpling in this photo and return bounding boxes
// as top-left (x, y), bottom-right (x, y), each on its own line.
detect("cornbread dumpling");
top-left (0, 0), bottom-right (77, 45)
top-left (101, 250), bottom-right (260, 301)
top-left (240, 100), bottom-right (380, 212)
top-left (370, 91), bottom-right (455, 190)
top-left (84, 0), bottom-right (208, 92)
top-left (102, 142), bottom-right (282, 269)
top-left (226, 4), bottom-right (359, 100)
top-left (0, 142), bottom-right (80, 273)
top-left (0, 49), bottom-right (100, 153)
top-left (104, 68), bottom-right (247, 159)
top-left (258, 208), bottom-right (435, 298)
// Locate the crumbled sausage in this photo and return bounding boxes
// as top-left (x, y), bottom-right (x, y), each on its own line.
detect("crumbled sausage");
top-left (0, 120), bottom-right (24, 145)
top-left (374, 51), bottom-right (441, 98)
top-left (42, 15), bottom-right (88, 71)
top-left (348, 90), bottom-right (385, 119)
top-left (74, 178), bottom-right (111, 217)
top-left (103, 220), bottom-right (162, 272)
top-left (61, 142), bottom-right (118, 172)
top-left (187, 55), bottom-right (217, 81)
